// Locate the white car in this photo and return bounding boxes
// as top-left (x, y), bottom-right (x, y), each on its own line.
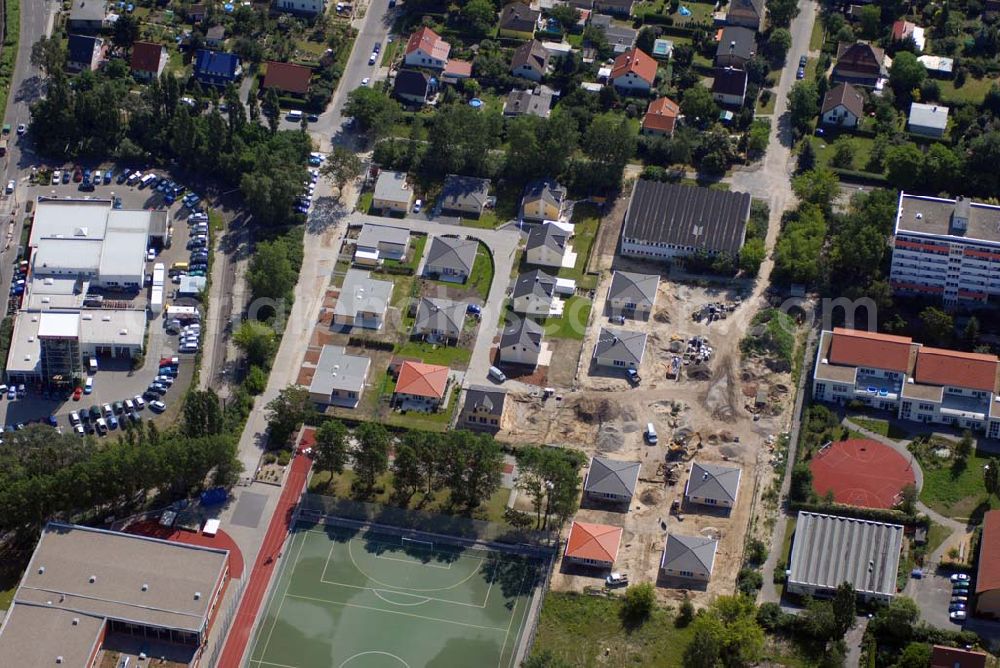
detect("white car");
top-left (951, 574), bottom-right (971, 583)
top-left (368, 52), bottom-right (377, 65)
top-left (51, 170), bottom-right (61, 185)
top-left (133, 394), bottom-right (146, 409)
top-left (69, 411), bottom-right (80, 425)
top-left (149, 400), bottom-right (166, 413)
top-left (951, 610), bottom-right (967, 621)
top-left (413, 199), bottom-right (423, 213)
top-left (74, 424), bottom-right (85, 436)
top-left (362, 77), bottom-right (370, 86)
top-left (84, 377), bottom-right (93, 393)
top-left (5, 179), bottom-right (14, 194)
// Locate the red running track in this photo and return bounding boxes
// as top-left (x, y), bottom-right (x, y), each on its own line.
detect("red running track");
top-left (217, 451), bottom-right (311, 668)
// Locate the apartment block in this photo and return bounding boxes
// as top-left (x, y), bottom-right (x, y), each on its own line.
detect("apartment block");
top-left (890, 192), bottom-right (1000, 305)
top-left (812, 328), bottom-right (1000, 438)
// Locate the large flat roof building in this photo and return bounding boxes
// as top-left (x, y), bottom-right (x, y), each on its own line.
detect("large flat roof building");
top-left (0, 523), bottom-right (231, 665)
top-left (890, 192), bottom-right (1000, 305)
top-left (621, 180), bottom-right (751, 260)
top-left (787, 511), bottom-right (903, 603)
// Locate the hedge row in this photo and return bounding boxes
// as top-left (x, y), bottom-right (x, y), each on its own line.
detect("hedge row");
top-left (789, 499), bottom-right (926, 527)
top-left (347, 337), bottom-right (395, 351)
top-left (831, 167), bottom-right (889, 186)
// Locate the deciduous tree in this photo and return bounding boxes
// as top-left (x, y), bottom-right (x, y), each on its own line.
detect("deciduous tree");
top-left (314, 420), bottom-right (349, 476)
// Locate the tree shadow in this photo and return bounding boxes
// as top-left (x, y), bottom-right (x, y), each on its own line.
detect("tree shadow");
top-left (950, 456), bottom-right (969, 479)
top-left (481, 556), bottom-right (540, 599)
top-left (967, 499), bottom-right (992, 528)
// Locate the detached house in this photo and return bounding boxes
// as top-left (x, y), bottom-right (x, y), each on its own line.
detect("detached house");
top-left (661, 534), bottom-right (718, 582)
top-left (205, 25), bottom-right (226, 49)
top-left (641, 96), bottom-right (680, 136)
top-left (394, 69), bottom-right (434, 105)
top-left (404, 26), bottom-right (450, 70)
top-left (460, 386), bottom-right (508, 432)
top-left (308, 345), bottom-right (370, 408)
top-left (67, 35), bottom-right (106, 72)
top-left (590, 14), bottom-right (637, 54)
top-left (262, 61), bottom-right (312, 97)
top-left (503, 87), bottom-right (555, 118)
top-left (820, 82), bottom-right (864, 128)
top-left (606, 271), bottom-right (658, 320)
top-left (511, 40), bottom-right (550, 82)
top-left (908, 102), bottom-right (949, 137)
top-left (499, 317), bottom-right (544, 367)
top-left (439, 175), bottom-right (491, 218)
top-left (276, 0), bottom-right (326, 15)
top-left (594, 0), bottom-right (635, 17)
top-left (393, 361), bottom-right (450, 410)
top-left (526, 222), bottom-right (575, 268)
top-left (714, 26), bottom-right (756, 69)
top-left (521, 179), bottom-right (567, 222)
top-left (564, 522), bottom-right (622, 568)
top-left (593, 327), bottom-right (646, 370)
top-left (512, 269), bottom-right (561, 317)
top-left (193, 49), bottom-right (242, 87)
top-left (712, 67), bottom-right (748, 106)
top-left (584, 456), bottom-right (640, 504)
top-left (412, 297), bottom-right (466, 343)
top-left (424, 236), bottom-right (479, 283)
top-left (130, 41), bottom-right (168, 80)
top-left (610, 48), bottom-right (656, 94)
top-left (355, 223), bottom-right (410, 263)
top-left (372, 170), bottom-right (414, 214)
top-left (725, 0), bottom-right (763, 31)
top-left (68, 0), bottom-right (109, 31)
top-left (832, 42), bottom-right (885, 87)
top-left (332, 270), bottom-right (394, 330)
top-left (499, 3), bottom-right (542, 40)
top-left (685, 461), bottom-right (742, 509)
top-left (891, 20), bottom-right (925, 52)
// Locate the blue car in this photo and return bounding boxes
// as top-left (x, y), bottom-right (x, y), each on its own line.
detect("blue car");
top-left (103, 169), bottom-right (113, 184)
top-left (108, 415), bottom-right (118, 430)
top-left (47, 415), bottom-right (58, 427)
top-left (83, 169), bottom-right (92, 183)
top-left (467, 304), bottom-right (481, 315)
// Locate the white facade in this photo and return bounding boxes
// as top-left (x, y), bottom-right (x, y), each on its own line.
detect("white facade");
top-left (611, 71), bottom-right (651, 93)
top-left (526, 242), bottom-right (568, 268)
top-left (404, 48), bottom-right (446, 70)
top-left (275, 0), bottom-right (325, 14)
top-left (512, 292), bottom-right (560, 317)
top-left (821, 105), bottom-right (859, 128)
top-left (499, 341), bottom-right (540, 367)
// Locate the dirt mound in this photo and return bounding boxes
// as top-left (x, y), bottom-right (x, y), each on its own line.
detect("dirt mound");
top-left (704, 361), bottom-right (738, 422)
top-left (687, 364), bottom-right (712, 380)
top-left (654, 309), bottom-right (671, 324)
top-left (597, 423), bottom-right (624, 452)
top-left (640, 488), bottom-right (663, 506)
top-left (720, 444), bottom-right (740, 459)
top-left (574, 397), bottom-right (620, 424)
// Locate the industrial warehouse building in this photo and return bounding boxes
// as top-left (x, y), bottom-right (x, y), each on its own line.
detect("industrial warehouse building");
top-left (786, 511), bottom-right (903, 603)
top-left (0, 523), bottom-right (230, 667)
top-left (4, 198), bottom-right (157, 384)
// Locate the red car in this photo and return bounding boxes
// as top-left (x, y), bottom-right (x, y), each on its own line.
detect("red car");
top-left (72, 387), bottom-right (83, 401)
top-left (73, 168), bottom-right (83, 182)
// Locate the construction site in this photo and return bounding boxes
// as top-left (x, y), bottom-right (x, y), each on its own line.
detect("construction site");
top-left (499, 266), bottom-right (798, 605)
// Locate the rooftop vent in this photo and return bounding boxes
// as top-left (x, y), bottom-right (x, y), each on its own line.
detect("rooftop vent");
top-left (194, 592), bottom-right (202, 600)
top-left (89, 575), bottom-right (96, 584)
top-left (38, 566), bottom-right (45, 575)
top-left (56, 657), bottom-right (63, 664)
top-left (141, 583), bottom-right (148, 592)
top-left (72, 618), bottom-right (79, 626)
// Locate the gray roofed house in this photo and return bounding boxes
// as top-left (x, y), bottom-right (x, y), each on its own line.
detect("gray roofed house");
top-left (356, 223), bottom-right (410, 262)
top-left (460, 385), bottom-right (508, 432)
top-left (685, 461), bottom-right (742, 508)
top-left (714, 26), bottom-right (756, 67)
top-left (908, 102), bottom-right (949, 137)
top-left (308, 345), bottom-right (371, 407)
top-left (521, 179), bottom-right (568, 222)
top-left (820, 82), bottom-right (865, 128)
top-left (512, 269), bottom-right (559, 316)
top-left (393, 69), bottom-right (433, 105)
top-left (372, 170), bottom-right (414, 214)
top-left (412, 297), bottom-right (467, 342)
top-left (332, 269), bottom-right (394, 330)
top-left (660, 534), bottom-right (719, 582)
top-left (621, 180), bottom-right (752, 259)
top-left (725, 0), bottom-right (763, 31)
top-left (593, 327), bottom-right (647, 369)
top-left (499, 316), bottom-right (544, 366)
top-left (590, 14), bottom-right (638, 53)
top-left (787, 511), bottom-right (904, 603)
top-left (584, 456), bottom-right (641, 503)
top-left (424, 235), bottom-right (479, 282)
top-left (526, 222), bottom-right (573, 268)
top-left (711, 66), bottom-right (748, 105)
top-left (440, 175), bottom-right (492, 218)
top-left (69, 0), bottom-right (109, 30)
top-left (504, 87), bottom-right (555, 118)
top-left (607, 271), bottom-right (659, 320)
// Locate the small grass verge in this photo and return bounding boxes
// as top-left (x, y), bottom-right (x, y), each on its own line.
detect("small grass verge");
top-left (394, 339), bottom-right (472, 367)
top-left (846, 415), bottom-right (910, 441)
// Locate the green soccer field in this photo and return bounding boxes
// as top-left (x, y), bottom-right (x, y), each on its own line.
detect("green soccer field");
top-left (246, 522), bottom-right (544, 668)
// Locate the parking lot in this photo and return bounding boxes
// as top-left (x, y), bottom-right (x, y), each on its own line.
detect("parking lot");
top-left (906, 568), bottom-right (971, 629)
top-left (0, 166), bottom-right (209, 434)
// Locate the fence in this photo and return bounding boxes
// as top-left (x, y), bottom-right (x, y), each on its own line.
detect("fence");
top-left (297, 493), bottom-right (558, 556)
top-left (198, 576), bottom-right (246, 668)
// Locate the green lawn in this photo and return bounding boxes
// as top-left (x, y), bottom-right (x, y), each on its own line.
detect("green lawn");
top-left (925, 520), bottom-right (952, 559)
top-left (382, 234), bottom-right (426, 272)
top-left (756, 89), bottom-right (777, 115)
top-left (308, 469), bottom-right (512, 523)
top-left (383, 383), bottom-right (461, 432)
top-left (939, 76), bottom-right (997, 105)
top-left (562, 205), bottom-right (600, 289)
top-left (357, 192), bottom-right (373, 213)
top-left (530, 593), bottom-right (695, 667)
top-left (539, 295), bottom-right (591, 340)
top-left (389, 274), bottom-right (417, 308)
top-left (380, 39), bottom-right (401, 66)
top-left (460, 211), bottom-right (503, 229)
top-left (915, 443), bottom-right (999, 520)
top-left (809, 20), bottom-right (826, 51)
top-left (394, 339), bottom-right (472, 367)
top-left (810, 134), bottom-right (877, 172)
top-left (469, 244), bottom-right (495, 300)
top-left (846, 415), bottom-right (910, 441)
top-left (776, 514), bottom-right (797, 599)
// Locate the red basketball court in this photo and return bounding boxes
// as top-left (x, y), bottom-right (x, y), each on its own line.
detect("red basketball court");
top-left (809, 438), bottom-right (916, 509)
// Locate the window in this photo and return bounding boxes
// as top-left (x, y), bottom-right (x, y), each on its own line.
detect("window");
top-left (680, 570), bottom-right (694, 577)
top-left (704, 497), bottom-right (717, 505)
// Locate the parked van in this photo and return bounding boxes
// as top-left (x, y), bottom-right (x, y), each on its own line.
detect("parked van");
top-left (488, 366), bottom-right (506, 383)
top-left (645, 423), bottom-right (658, 444)
top-left (139, 173), bottom-right (157, 188)
top-left (88, 357), bottom-right (98, 373)
top-left (127, 171), bottom-right (142, 185)
top-left (287, 110), bottom-right (304, 122)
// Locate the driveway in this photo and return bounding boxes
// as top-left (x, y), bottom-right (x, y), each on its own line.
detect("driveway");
top-left (906, 567), bottom-right (964, 629)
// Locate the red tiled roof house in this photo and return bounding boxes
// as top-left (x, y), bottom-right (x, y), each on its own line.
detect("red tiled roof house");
top-left (610, 48), bottom-right (656, 94)
top-left (642, 97), bottom-right (680, 136)
top-left (404, 26), bottom-right (451, 70)
top-left (563, 522), bottom-right (622, 568)
top-left (976, 510), bottom-right (1000, 618)
top-left (130, 41), bottom-right (167, 80)
top-left (392, 361), bottom-right (451, 410)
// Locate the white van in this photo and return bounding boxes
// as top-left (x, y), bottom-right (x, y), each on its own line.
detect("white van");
top-left (645, 423), bottom-right (658, 444)
top-left (488, 366), bottom-right (506, 383)
top-left (127, 171), bottom-right (143, 185)
top-left (88, 357), bottom-right (98, 373)
top-left (287, 110), bottom-right (304, 122)
top-left (139, 173), bottom-right (157, 188)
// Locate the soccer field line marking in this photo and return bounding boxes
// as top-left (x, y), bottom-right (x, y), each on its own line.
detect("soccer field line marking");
top-left (338, 650), bottom-right (411, 668)
top-left (248, 660), bottom-right (301, 668)
top-left (372, 589), bottom-right (433, 606)
top-left (284, 592), bottom-right (512, 632)
top-left (497, 567), bottom-right (531, 668)
top-left (254, 530), bottom-right (308, 668)
top-left (317, 577), bottom-right (493, 609)
top-left (375, 552), bottom-right (454, 569)
top-left (346, 538), bottom-right (489, 593)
